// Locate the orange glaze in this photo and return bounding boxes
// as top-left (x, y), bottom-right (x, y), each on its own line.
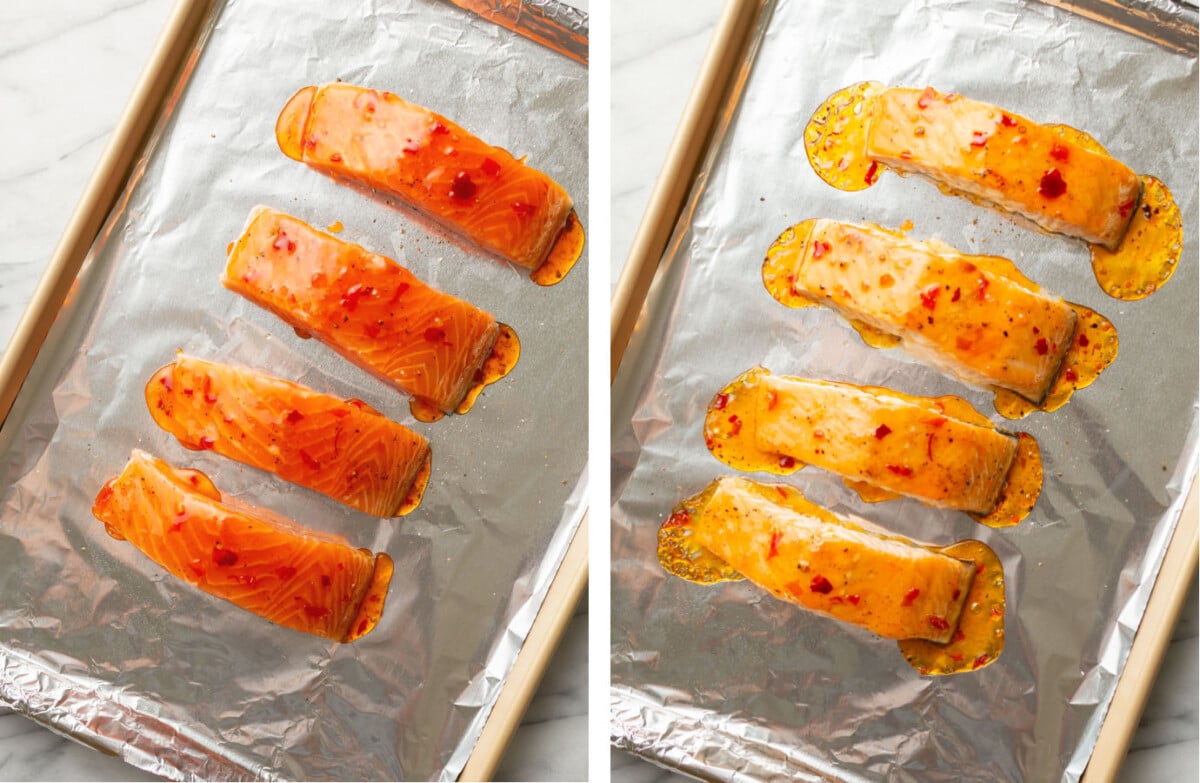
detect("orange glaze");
top-left (659, 478), bottom-right (1005, 673)
top-left (146, 355), bottom-right (430, 517)
top-left (763, 219), bottom-right (1118, 415)
top-left (93, 450), bottom-right (392, 642)
top-left (223, 207), bottom-right (516, 417)
top-left (805, 83), bottom-right (1181, 299)
top-left (704, 367), bottom-right (1041, 524)
top-left (276, 83), bottom-right (580, 279)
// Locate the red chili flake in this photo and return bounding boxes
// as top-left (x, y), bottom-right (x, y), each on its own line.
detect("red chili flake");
top-left (956, 336), bottom-right (973, 351)
top-left (928, 615), bottom-right (950, 631)
top-left (917, 86), bottom-right (936, 109)
top-left (864, 160), bottom-right (879, 185)
top-left (847, 594), bottom-right (861, 606)
top-left (303, 136), bottom-right (318, 150)
top-left (188, 559), bottom-right (206, 578)
top-left (768, 530), bottom-right (782, 560)
top-left (347, 398), bottom-right (366, 410)
top-left (991, 606), bottom-right (1004, 618)
top-left (1077, 333), bottom-right (1090, 348)
top-left (810, 575), bottom-right (834, 594)
top-left (300, 450), bottom-right (321, 470)
top-left (775, 486), bottom-right (789, 499)
top-left (1038, 168), bottom-right (1067, 199)
top-left (198, 436), bottom-right (215, 450)
top-left (812, 240), bottom-right (831, 259)
top-left (976, 563), bottom-right (986, 575)
top-left (159, 374), bottom-right (174, 392)
top-left (662, 509), bottom-right (691, 529)
top-left (1063, 367), bottom-right (1078, 384)
top-left (364, 321), bottom-right (383, 339)
top-left (713, 392), bottom-right (729, 411)
top-left (321, 575), bottom-right (332, 587)
top-left (977, 277), bottom-right (990, 301)
top-left (875, 423), bottom-right (892, 439)
top-left (902, 588), bottom-right (921, 607)
top-left (1118, 198), bottom-right (1136, 218)
top-left (1034, 337), bottom-right (1049, 355)
top-left (765, 390), bottom-right (778, 410)
top-left (432, 122), bottom-right (449, 135)
top-left (949, 652), bottom-right (964, 662)
top-left (169, 521), bottom-right (184, 533)
top-left (449, 170), bottom-right (477, 201)
top-left (919, 285), bottom-right (940, 310)
top-left (304, 605), bottom-right (331, 621)
top-left (1000, 114), bottom-right (1018, 127)
top-left (812, 429), bottom-right (825, 440)
top-left (181, 388), bottom-right (195, 398)
top-left (204, 391), bottom-right (218, 404)
top-left (481, 157), bottom-right (501, 177)
top-left (972, 654), bottom-right (990, 669)
top-left (927, 416), bottom-right (947, 428)
top-left (511, 201), bottom-right (536, 217)
top-left (213, 547), bottom-right (238, 567)
top-left (728, 414), bottom-right (742, 437)
top-left (778, 455), bottom-right (795, 469)
top-left (389, 281), bottom-right (411, 303)
top-left (886, 464), bottom-right (913, 477)
top-left (970, 131), bottom-right (988, 147)
top-left (1032, 326), bottom-right (1040, 334)
top-left (189, 474), bottom-right (201, 486)
top-left (1050, 143), bottom-right (1069, 162)
top-left (424, 326), bottom-right (447, 343)
top-left (340, 283), bottom-right (375, 311)
top-left (286, 410), bottom-right (304, 424)
top-left (954, 629), bottom-right (967, 642)
top-left (951, 287), bottom-right (961, 302)
top-left (276, 566), bottom-right (297, 580)
top-left (899, 151), bottom-right (913, 160)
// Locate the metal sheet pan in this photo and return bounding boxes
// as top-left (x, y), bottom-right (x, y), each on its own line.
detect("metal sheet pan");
top-left (0, 0), bottom-right (588, 779)
top-left (610, 1), bottom-right (1197, 781)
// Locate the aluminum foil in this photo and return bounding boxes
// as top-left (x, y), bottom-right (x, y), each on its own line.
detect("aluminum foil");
top-left (610, 1), bottom-right (1197, 781)
top-left (0, 0), bottom-right (587, 780)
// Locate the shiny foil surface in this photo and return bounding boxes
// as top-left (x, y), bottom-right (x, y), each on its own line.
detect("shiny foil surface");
top-left (610, 1), bottom-right (1196, 781)
top-left (0, 0), bottom-right (586, 780)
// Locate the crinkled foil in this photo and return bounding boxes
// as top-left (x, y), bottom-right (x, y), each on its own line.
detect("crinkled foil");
top-left (611, 1), bottom-right (1196, 781)
top-left (0, 0), bottom-right (586, 780)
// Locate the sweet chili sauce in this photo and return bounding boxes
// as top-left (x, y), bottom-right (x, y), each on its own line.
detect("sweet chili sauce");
top-left (805, 87), bottom-right (1183, 300)
top-left (898, 540), bottom-right (1005, 675)
top-left (992, 303), bottom-right (1118, 419)
top-left (531, 210), bottom-right (586, 286)
top-left (656, 487), bottom-right (745, 585)
top-left (702, 366), bottom-right (804, 476)
top-left (395, 454), bottom-right (432, 516)
top-left (410, 323), bottom-right (521, 422)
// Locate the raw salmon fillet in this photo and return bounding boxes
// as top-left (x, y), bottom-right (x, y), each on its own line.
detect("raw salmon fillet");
top-left (866, 86), bottom-right (1141, 250)
top-left (685, 476), bottom-right (974, 643)
top-left (276, 83), bottom-right (573, 269)
top-left (146, 355), bottom-right (430, 517)
top-left (223, 207), bottom-right (502, 415)
top-left (764, 219), bottom-right (1078, 404)
top-left (92, 450), bottom-right (392, 642)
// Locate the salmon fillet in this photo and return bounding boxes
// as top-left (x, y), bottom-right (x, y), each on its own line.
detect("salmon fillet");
top-left (276, 83), bottom-right (573, 269)
top-left (866, 86), bottom-right (1141, 250)
top-left (764, 219), bottom-right (1078, 404)
top-left (686, 476), bottom-right (975, 643)
top-left (146, 355), bottom-right (430, 517)
top-left (223, 207), bottom-right (502, 414)
top-left (92, 450), bottom-right (392, 642)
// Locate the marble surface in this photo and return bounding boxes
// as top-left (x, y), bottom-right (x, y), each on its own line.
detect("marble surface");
top-left (609, 1), bottom-right (1198, 781)
top-left (0, 0), bottom-right (585, 781)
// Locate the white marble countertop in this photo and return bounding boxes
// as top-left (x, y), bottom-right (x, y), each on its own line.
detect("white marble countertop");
top-left (0, 0), bottom-right (585, 780)
top-left (610, 1), bottom-right (1197, 781)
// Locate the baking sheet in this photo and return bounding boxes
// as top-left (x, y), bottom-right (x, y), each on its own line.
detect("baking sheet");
top-left (0, 0), bottom-right (587, 780)
top-left (610, 1), bottom-right (1198, 781)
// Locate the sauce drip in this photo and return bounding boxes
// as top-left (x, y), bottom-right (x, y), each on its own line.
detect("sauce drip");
top-left (395, 453), bottom-right (431, 516)
top-left (343, 552), bottom-right (394, 643)
top-left (993, 303), bottom-right (1118, 419)
top-left (702, 367), bottom-right (803, 476)
top-left (410, 322), bottom-right (521, 422)
top-left (531, 209), bottom-right (585, 286)
top-left (656, 498), bottom-right (745, 586)
top-left (803, 81), bottom-right (885, 192)
top-left (761, 220), bottom-right (818, 309)
top-left (1090, 176), bottom-right (1182, 300)
top-left (971, 432), bottom-right (1042, 527)
top-left (898, 540), bottom-right (1005, 675)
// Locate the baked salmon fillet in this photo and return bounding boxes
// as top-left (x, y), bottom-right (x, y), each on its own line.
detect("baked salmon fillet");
top-left (667, 476), bottom-right (975, 643)
top-left (705, 368), bottom-right (1042, 524)
top-left (276, 83), bottom-right (574, 271)
top-left (223, 207), bottom-right (511, 418)
top-left (92, 450), bottom-right (392, 642)
top-left (763, 219), bottom-right (1081, 405)
top-left (146, 355), bottom-right (430, 517)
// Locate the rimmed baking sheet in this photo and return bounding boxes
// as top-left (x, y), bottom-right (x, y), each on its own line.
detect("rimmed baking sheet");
top-left (610, 1), bottom-right (1197, 781)
top-left (0, 0), bottom-right (588, 779)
